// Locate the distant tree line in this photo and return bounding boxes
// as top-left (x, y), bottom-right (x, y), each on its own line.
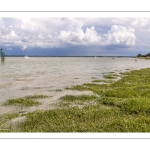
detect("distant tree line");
top-left (137, 53), bottom-right (150, 57)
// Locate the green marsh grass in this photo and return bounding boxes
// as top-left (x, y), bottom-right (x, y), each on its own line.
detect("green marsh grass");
top-left (4, 113), bottom-right (19, 120)
top-left (55, 95), bottom-right (98, 109)
top-left (92, 79), bottom-right (115, 84)
top-left (60, 95), bottom-right (98, 107)
top-left (61, 95), bottom-right (97, 102)
top-left (103, 72), bottom-right (119, 80)
top-left (8, 68), bottom-right (150, 132)
top-left (55, 89), bottom-right (62, 92)
top-left (66, 85), bottom-right (88, 91)
top-left (103, 75), bottom-right (117, 79)
top-left (18, 105), bottom-right (150, 132)
top-left (4, 94), bottom-right (49, 107)
top-left (92, 79), bottom-right (104, 82)
top-left (0, 113), bottom-right (20, 132)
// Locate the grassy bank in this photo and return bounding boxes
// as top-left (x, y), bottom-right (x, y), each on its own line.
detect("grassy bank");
top-left (2, 68), bottom-right (150, 132)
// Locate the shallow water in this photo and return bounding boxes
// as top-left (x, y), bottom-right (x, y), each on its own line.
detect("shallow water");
top-left (1, 57), bottom-right (150, 101)
top-left (0, 57), bottom-right (150, 114)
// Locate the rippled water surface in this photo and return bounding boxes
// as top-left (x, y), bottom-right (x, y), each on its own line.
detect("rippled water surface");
top-left (1, 57), bottom-right (150, 102)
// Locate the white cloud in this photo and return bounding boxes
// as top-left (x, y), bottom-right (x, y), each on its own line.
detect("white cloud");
top-left (0, 25), bottom-right (18, 46)
top-left (84, 26), bottom-right (102, 44)
top-left (58, 26), bottom-right (102, 45)
top-left (0, 17), bottom-right (142, 50)
top-left (14, 18), bottom-right (103, 47)
top-left (104, 25), bottom-right (136, 46)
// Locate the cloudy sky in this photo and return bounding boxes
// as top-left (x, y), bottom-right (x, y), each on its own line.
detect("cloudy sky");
top-left (0, 17), bottom-right (150, 56)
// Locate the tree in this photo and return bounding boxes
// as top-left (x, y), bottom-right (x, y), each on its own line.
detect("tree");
top-left (137, 53), bottom-right (142, 57)
top-left (146, 53), bottom-right (150, 57)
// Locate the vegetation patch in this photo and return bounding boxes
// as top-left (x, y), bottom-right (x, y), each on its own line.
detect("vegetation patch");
top-left (103, 74), bottom-right (116, 79)
top-left (4, 113), bottom-right (19, 120)
top-left (0, 113), bottom-right (20, 132)
top-left (61, 95), bottom-right (97, 102)
top-left (55, 89), bottom-right (62, 92)
top-left (103, 73), bottom-right (119, 79)
top-left (92, 79), bottom-right (106, 82)
top-left (66, 85), bottom-right (88, 91)
top-left (144, 57), bottom-right (150, 60)
top-left (4, 94), bottom-right (49, 107)
top-left (56, 95), bottom-right (98, 108)
top-left (18, 105), bottom-right (150, 132)
top-left (92, 79), bottom-right (114, 84)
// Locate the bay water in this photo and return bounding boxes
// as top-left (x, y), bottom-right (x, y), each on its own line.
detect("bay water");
top-left (0, 57), bottom-right (150, 114)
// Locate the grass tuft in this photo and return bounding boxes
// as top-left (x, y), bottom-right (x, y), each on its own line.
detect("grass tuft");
top-left (55, 89), bottom-right (62, 92)
top-left (4, 94), bottom-right (49, 107)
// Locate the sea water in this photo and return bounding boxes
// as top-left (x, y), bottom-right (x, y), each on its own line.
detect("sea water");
top-left (0, 57), bottom-right (150, 114)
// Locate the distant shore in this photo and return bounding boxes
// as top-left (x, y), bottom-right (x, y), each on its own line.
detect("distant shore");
top-left (5, 55), bottom-right (136, 57)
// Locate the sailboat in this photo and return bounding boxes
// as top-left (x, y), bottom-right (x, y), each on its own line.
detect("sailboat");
top-left (24, 55), bottom-right (29, 59)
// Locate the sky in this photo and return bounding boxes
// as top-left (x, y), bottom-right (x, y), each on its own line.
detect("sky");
top-left (0, 17), bottom-right (150, 56)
